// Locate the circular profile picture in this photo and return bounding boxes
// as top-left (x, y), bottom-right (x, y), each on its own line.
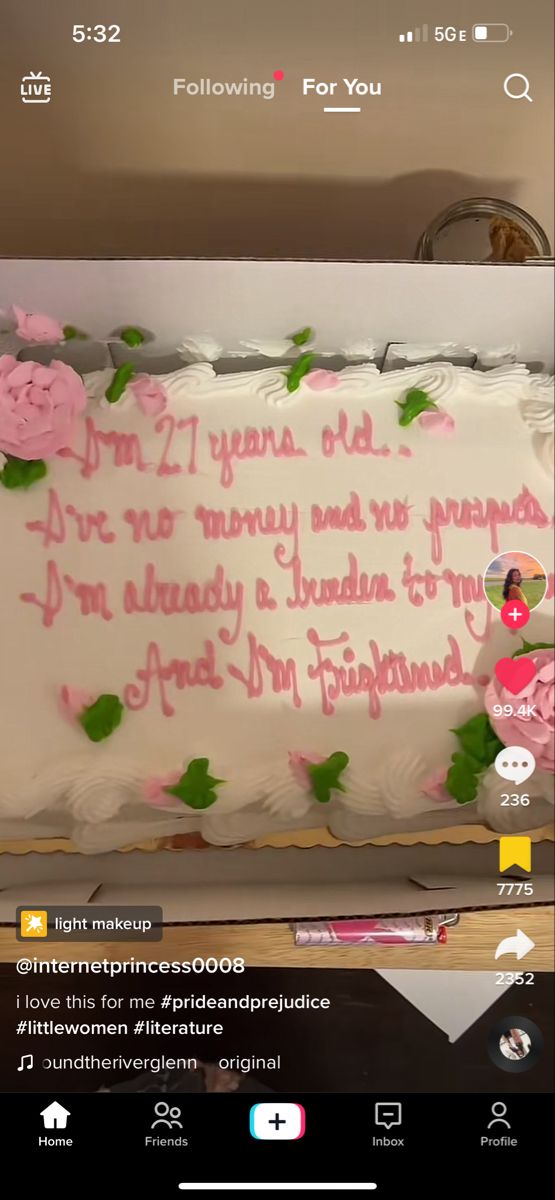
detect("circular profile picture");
top-left (488, 1016), bottom-right (543, 1073)
top-left (499, 1028), bottom-right (531, 1061)
top-left (483, 550), bottom-right (547, 613)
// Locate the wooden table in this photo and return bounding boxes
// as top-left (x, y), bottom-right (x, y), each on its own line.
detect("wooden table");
top-left (1, 905), bottom-right (552, 970)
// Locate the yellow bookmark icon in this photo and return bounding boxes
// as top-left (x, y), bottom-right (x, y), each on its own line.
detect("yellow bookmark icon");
top-left (499, 836), bottom-right (532, 873)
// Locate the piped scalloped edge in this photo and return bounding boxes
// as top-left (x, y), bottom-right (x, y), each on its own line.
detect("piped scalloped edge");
top-left (1, 823), bottom-right (552, 855)
top-left (247, 824), bottom-right (555, 849)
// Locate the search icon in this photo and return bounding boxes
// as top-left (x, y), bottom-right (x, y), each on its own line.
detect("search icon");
top-left (504, 73), bottom-right (533, 102)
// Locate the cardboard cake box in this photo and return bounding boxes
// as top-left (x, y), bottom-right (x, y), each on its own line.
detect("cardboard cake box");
top-left (0, 258), bottom-right (553, 922)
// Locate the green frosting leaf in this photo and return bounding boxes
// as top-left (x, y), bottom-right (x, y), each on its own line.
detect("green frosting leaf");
top-left (445, 712), bottom-right (504, 804)
top-left (307, 751), bottom-right (350, 804)
top-left (450, 713), bottom-right (504, 764)
top-left (165, 758), bottom-right (224, 810)
top-left (290, 326), bottom-right (313, 347)
top-left (120, 327), bottom-right (145, 348)
top-left (0, 455), bottom-right (47, 490)
top-left (105, 362), bottom-right (135, 403)
top-left (446, 753), bottom-right (481, 806)
top-left (285, 352), bottom-right (316, 393)
top-left (79, 694), bottom-right (124, 743)
top-left (63, 324), bottom-right (88, 340)
top-left (512, 639), bottom-right (555, 658)
top-left (396, 388), bottom-right (438, 427)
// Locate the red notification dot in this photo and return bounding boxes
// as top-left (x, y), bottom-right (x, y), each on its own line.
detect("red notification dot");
top-left (500, 599), bottom-right (530, 630)
top-left (273, 69), bottom-right (284, 81)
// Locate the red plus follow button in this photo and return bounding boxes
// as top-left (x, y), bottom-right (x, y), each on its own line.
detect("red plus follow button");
top-left (500, 599), bottom-right (530, 630)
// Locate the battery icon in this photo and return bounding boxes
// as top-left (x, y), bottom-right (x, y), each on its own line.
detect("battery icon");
top-left (473, 23), bottom-right (512, 42)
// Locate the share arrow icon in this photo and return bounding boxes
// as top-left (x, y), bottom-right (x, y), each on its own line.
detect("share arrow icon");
top-left (494, 929), bottom-right (535, 960)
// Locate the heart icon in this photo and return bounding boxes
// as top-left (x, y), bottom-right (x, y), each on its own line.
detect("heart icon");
top-left (495, 656), bottom-right (537, 696)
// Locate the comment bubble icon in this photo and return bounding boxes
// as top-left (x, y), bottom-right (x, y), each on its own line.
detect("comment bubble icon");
top-left (494, 746), bottom-right (536, 786)
top-left (374, 1101), bottom-right (402, 1130)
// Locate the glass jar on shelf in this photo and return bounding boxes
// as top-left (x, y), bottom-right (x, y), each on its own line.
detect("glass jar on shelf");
top-left (416, 197), bottom-right (552, 262)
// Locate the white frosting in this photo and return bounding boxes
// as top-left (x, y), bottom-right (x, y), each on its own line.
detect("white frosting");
top-left (177, 334), bottom-right (223, 362)
top-left (0, 359), bottom-right (553, 851)
top-left (477, 766), bottom-right (554, 833)
top-left (238, 338), bottom-right (301, 357)
top-left (340, 338), bottom-right (378, 360)
top-left (387, 342), bottom-right (466, 361)
top-left (521, 378), bottom-right (555, 477)
top-left (471, 345), bottom-right (519, 367)
top-left (521, 379), bottom-right (555, 432)
top-left (537, 433), bottom-right (555, 476)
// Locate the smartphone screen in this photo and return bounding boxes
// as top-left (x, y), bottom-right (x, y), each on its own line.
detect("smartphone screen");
top-left (0, 1), bottom-right (553, 1193)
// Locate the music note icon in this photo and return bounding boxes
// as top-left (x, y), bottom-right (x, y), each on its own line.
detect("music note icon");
top-left (17, 1053), bottom-right (34, 1071)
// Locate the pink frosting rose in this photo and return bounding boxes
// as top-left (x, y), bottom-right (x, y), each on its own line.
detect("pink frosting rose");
top-left (0, 355), bottom-right (87, 460)
top-left (59, 686), bottom-right (94, 725)
top-left (288, 751), bottom-right (326, 789)
top-left (420, 766), bottom-right (452, 803)
top-left (419, 408), bottom-right (455, 435)
top-left (485, 648), bottom-right (554, 773)
top-left (130, 374), bottom-right (168, 417)
top-left (12, 306), bottom-right (65, 344)
top-left (305, 369), bottom-right (340, 391)
top-left (143, 771), bottom-right (182, 808)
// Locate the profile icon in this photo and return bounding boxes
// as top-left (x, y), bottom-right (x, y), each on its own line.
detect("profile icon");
top-left (487, 1102), bottom-right (511, 1129)
top-left (483, 550), bottom-right (547, 613)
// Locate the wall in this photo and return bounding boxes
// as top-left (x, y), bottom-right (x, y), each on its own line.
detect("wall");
top-left (0, 0), bottom-right (553, 258)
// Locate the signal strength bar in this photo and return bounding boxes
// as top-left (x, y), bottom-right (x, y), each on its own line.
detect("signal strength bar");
top-left (399, 25), bottom-right (429, 42)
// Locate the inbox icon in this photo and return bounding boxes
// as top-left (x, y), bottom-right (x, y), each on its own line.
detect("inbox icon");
top-left (249, 1103), bottom-right (306, 1140)
top-left (375, 1101), bottom-right (402, 1130)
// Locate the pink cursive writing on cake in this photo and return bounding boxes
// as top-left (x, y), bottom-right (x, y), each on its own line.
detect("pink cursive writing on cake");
top-left (14, 391), bottom-right (554, 731)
